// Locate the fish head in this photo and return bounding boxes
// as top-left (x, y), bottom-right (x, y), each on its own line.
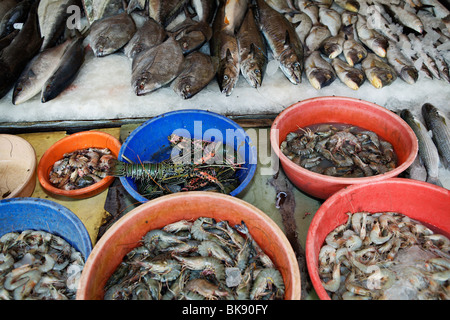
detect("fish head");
top-left (368, 68), bottom-right (396, 88)
top-left (133, 72), bottom-right (155, 96)
top-left (322, 43), bottom-right (341, 59)
top-left (279, 50), bottom-right (303, 84)
top-left (400, 67), bottom-right (418, 85)
top-left (93, 36), bottom-right (115, 57)
top-left (241, 60), bottom-right (263, 88)
top-left (344, 70), bottom-right (365, 90)
top-left (173, 77), bottom-right (195, 99)
top-left (345, 49), bottom-right (365, 66)
top-left (176, 31), bottom-right (207, 54)
top-left (308, 69), bottom-right (335, 90)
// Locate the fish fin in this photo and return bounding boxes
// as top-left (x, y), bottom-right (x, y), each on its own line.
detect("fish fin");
top-left (284, 30), bottom-right (291, 48)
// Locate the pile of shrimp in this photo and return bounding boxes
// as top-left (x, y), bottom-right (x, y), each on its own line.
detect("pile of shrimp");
top-left (0, 230), bottom-right (85, 300)
top-left (49, 147), bottom-right (116, 190)
top-left (319, 211), bottom-right (450, 300)
top-left (104, 217), bottom-right (285, 300)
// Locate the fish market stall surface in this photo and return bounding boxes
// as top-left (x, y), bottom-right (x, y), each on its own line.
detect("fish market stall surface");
top-left (0, 48), bottom-right (449, 123)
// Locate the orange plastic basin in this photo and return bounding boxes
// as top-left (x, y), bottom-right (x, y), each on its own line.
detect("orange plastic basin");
top-left (37, 131), bottom-right (121, 199)
top-left (306, 178), bottom-right (450, 300)
top-left (77, 191), bottom-right (301, 300)
top-left (270, 96), bottom-right (418, 199)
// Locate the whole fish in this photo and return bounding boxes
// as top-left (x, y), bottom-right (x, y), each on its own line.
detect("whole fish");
top-left (304, 51), bottom-right (336, 89)
top-left (422, 103), bottom-right (450, 168)
top-left (382, 3), bottom-right (424, 34)
top-left (284, 12), bottom-right (312, 45)
top-left (343, 38), bottom-right (367, 66)
top-left (13, 38), bottom-right (73, 105)
top-left (222, 0), bottom-right (249, 35)
top-left (334, 0), bottom-right (360, 12)
top-left (318, 7), bottom-right (341, 37)
top-left (356, 14), bottom-right (388, 58)
top-left (331, 57), bottom-right (365, 90)
top-left (400, 109), bottom-right (441, 186)
top-left (124, 18), bottom-right (167, 59)
top-left (0, 0), bottom-right (33, 38)
top-left (169, 16), bottom-right (212, 55)
top-left (38, 0), bottom-right (79, 50)
top-left (361, 53), bottom-right (397, 88)
top-left (237, 5), bottom-right (267, 88)
top-left (211, 0), bottom-right (240, 95)
top-left (386, 41), bottom-right (418, 84)
top-left (89, 11), bottom-right (136, 57)
top-left (321, 30), bottom-right (345, 59)
top-left (148, 0), bottom-right (190, 27)
top-left (0, 1), bottom-right (42, 99)
top-left (172, 51), bottom-right (218, 99)
top-left (131, 36), bottom-right (185, 96)
top-left (191, 0), bottom-right (217, 24)
top-left (41, 35), bottom-right (85, 103)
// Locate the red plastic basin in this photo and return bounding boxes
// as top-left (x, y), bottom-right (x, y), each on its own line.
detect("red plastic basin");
top-left (306, 178), bottom-right (450, 300)
top-left (270, 96), bottom-right (418, 199)
top-left (77, 191), bottom-right (301, 300)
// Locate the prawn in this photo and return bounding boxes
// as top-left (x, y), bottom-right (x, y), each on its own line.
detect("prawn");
top-left (250, 268), bottom-right (285, 300)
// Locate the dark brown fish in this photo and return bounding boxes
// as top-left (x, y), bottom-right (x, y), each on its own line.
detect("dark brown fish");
top-left (169, 16), bottom-right (212, 55)
top-left (0, 1), bottom-right (42, 99)
top-left (148, 0), bottom-right (190, 27)
top-left (191, 0), bottom-right (217, 24)
top-left (124, 18), bottom-right (167, 59)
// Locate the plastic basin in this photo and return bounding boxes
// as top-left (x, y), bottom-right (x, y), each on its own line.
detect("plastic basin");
top-left (119, 109), bottom-right (257, 203)
top-left (77, 191), bottom-right (301, 300)
top-left (38, 131), bottom-right (122, 199)
top-left (0, 134), bottom-right (36, 199)
top-left (0, 197), bottom-right (92, 260)
top-left (305, 178), bottom-right (450, 300)
top-left (270, 96), bottom-right (418, 199)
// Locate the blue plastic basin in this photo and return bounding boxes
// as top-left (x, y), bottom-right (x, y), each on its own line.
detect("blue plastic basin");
top-left (0, 198), bottom-right (92, 260)
top-left (118, 109), bottom-right (257, 203)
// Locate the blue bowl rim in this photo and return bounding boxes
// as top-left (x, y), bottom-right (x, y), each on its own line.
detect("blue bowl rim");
top-left (118, 109), bottom-right (257, 203)
top-left (0, 197), bottom-right (93, 260)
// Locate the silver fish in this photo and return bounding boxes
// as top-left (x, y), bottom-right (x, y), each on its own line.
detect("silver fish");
top-left (255, 0), bottom-right (304, 84)
top-left (89, 12), bottom-right (136, 57)
top-left (13, 38), bottom-right (73, 105)
top-left (41, 35), bottom-right (85, 103)
top-left (401, 109), bottom-right (441, 186)
top-left (124, 18), bottom-right (167, 59)
top-left (382, 3), bottom-right (424, 34)
top-left (356, 14), bottom-right (388, 58)
top-left (131, 36), bottom-right (185, 96)
top-left (172, 51), bottom-right (218, 99)
top-left (433, 51), bottom-right (450, 83)
top-left (304, 51), bottom-right (336, 89)
top-left (321, 30), bottom-right (345, 59)
top-left (211, 1), bottom-right (240, 95)
top-left (331, 57), bottom-right (365, 90)
top-left (343, 38), bottom-right (367, 66)
top-left (305, 25), bottom-right (331, 54)
top-left (285, 12), bottom-right (312, 45)
top-left (365, 3), bottom-right (399, 42)
top-left (237, 5), bottom-right (267, 88)
top-left (361, 53), bottom-right (397, 88)
top-left (319, 7), bottom-right (341, 37)
top-left (386, 41), bottom-right (418, 84)
top-left (422, 103), bottom-right (450, 168)
top-left (222, 0), bottom-right (249, 35)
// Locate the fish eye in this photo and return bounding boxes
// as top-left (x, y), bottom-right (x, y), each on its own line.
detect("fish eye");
top-left (224, 75), bottom-right (229, 80)
top-left (255, 69), bottom-right (260, 74)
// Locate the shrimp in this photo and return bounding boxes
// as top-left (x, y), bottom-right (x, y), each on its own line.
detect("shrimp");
top-left (0, 232), bottom-right (19, 252)
top-left (191, 217), bottom-right (216, 241)
top-left (344, 271), bottom-right (373, 297)
top-left (198, 241), bottom-right (233, 266)
top-left (132, 259), bottom-right (181, 282)
top-left (216, 221), bottom-right (246, 249)
top-left (250, 268), bottom-right (285, 300)
top-left (319, 245), bottom-right (336, 273)
top-left (143, 229), bottom-right (187, 250)
top-left (184, 279), bottom-right (229, 300)
top-left (369, 222), bottom-right (392, 245)
top-left (173, 256), bottom-right (225, 281)
top-left (0, 253), bottom-right (14, 272)
top-left (321, 262), bottom-right (341, 292)
top-left (162, 220), bottom-right (193, 233)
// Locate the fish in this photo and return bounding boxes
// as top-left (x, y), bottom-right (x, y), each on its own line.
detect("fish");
top-left (304, 51), bottom-right (336, 90)
top-left (83, 0), bottom-right (124, 24)
top-left (386, 41), bottom-right (418, 84)
top-left (400, 109), bottom-right (441, 186)
top-left (407, 154), bottom-right (428, 182)
top-left (433, 51), bottom-right (450, 83)
top-left (382, 3), bottom-right (424, 34)
top-left (12, 38), bottom-right (73, 105)
top-left (331, 57), bottom-right (365, 90)
top-left (361, 53), bottom-right (397, 88)
top-left (124, 18), bottom-right (167, 59)
top-left (131, 36), bottom-right (185, 96)
top-left (422, 103), bottom-right (450, 168)
top-left (41, 35), bottom-right (85, 103)
top-left (0, 0), bottom-right (33, 38)
top-left (191, 0), bottom-right (218, 24)
top-left (356, 14), bottom-right (388, 58)
top-left (0, 28), bottom-right (18, 51)
top-left (222, 0), bottom-right (249, 35)
top-left (211, 0), bottom-right (240, 95)
top-left (172, 51), bottom-right (218, 99)
top-left (284, 12), bottom-right (312, 45)
top-left (147, 0), bottom-right (189, 27)
top-left (0, 1), bottom-right (42, 99)
top-left (169, 16), bottom-right (212, 55)
top-left (37, 0), bottom-right (80, 51)
top-left (333, 0), bottom-right (360, 12)
top-left (365, 3), bottom-right (399, 42)
top-left (296, 0), bottom-right (319, 25)
top-left (305, 25), bottom-right (331, 54)
top-left (318, 7), bottom-right (341, 37)
top-left (89, 11), bottom-right (136, 57)
top-left (255, 0), bottom-right (304, 84)
top-left (321, 30), bottom-right (345, 59)
top-left (342, 38), bottom-right (368, 66)
top-left (265, 0), bottom-right (297, 13)
top-left (237, 5), bottom-right (267, 88)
